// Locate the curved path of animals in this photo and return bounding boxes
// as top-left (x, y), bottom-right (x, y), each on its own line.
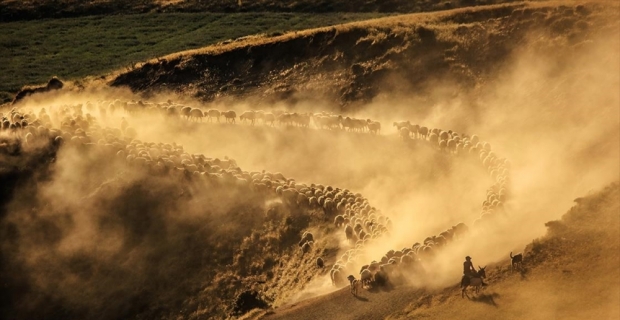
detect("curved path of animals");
top-left (0, 98), bottom-right (512, 311)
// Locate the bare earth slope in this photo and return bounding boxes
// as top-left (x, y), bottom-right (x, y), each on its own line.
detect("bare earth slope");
top-left (261, 183), bottom-right (620, 320)
top-left (110, 1), bottom-right (619, 111)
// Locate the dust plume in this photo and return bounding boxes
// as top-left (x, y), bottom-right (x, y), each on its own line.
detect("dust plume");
top-left (349, 9), bottom-right (620, 290)
top-left (1, 3), bottom-right (619, 320)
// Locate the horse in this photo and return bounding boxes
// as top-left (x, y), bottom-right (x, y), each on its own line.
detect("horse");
top-left (461, 266), bottom-right (487, 298)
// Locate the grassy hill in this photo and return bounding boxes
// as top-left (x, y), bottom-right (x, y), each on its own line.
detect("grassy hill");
top-left (0, 12), bottom-right (390, 104)
top-left (108, 1), bottom-right (619, 111)
top-left (1, 1), bottom-right (617, 319)
top-left (0, 0), bottom-right (519, 21)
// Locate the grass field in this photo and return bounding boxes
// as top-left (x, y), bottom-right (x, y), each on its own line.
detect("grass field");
top-left (0, 0), bottom-right (517, 21)
top-left (0, 12), bottom-right (389, 103)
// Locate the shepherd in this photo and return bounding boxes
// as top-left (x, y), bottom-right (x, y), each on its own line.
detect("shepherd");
top-left (462, 265), bottom-right (487, 298)
top-left (461, 256), bottom-right (487, 289)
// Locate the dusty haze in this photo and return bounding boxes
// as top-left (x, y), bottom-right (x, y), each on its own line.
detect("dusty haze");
top-left (1, 2), bottom-right (619, 319)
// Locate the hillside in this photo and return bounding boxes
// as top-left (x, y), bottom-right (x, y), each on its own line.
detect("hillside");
top-left (1, 0), bottom-right (618, 319)
top-left (0, 100), bottom-right (505, 320)
top-left (0, 0), bottom-right (518, 21)
top-left (260, 183), bottom-right (620, 320)
top-left (0, 12), bottom-right (389, 104)
top-left (109, 1), bottom-right (619, 111)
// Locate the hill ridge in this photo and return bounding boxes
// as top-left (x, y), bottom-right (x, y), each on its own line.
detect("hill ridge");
top-left (109, 1), bottom-right (618, 111)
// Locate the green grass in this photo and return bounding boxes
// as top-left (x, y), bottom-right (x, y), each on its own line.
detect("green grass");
top-left (0, 12), bottom-right (389, 103)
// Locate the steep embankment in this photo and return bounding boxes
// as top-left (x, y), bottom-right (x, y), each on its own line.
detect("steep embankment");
top-left (110, 1), bottom-right (619, 110)
top-left (260, 183), bottom-right (620, 320)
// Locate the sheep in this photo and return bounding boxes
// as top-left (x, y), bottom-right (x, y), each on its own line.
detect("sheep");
top-left (360, 268), bottom-right (373, 288)
top-left (410, 124), bottom-right (420, 138)
top-left (308, 196), bottom-right (318, 208)
top-left (344, 224), bottom-right (355, 243)
top-left (331, 267), bottom-right (342, 286)
top-left (207, 109), bottom-right (221, 122)
top-left (301, 241), bottom-right (313, 254)
top-left (180, 106), bottom-right (192, 119)
top-left (400, 254), bottom-right (415, 267)
top-left (439, 131), bottom-right (450, 141)
top-left (189, 108), bottom-right (204, 122)
top-left (347, 275), bottom-right (361, 296)
top-left (301, 231), bottom-right (314, 244)
top-left (471, 134), bottom-right (480, 145)
top-left (393, 121), bottom-right (411, 130)
top-left (240, 111), bottom-right (257, 125)
top-left (334, 215), bottom-right (345, 227)
top-left (368, 261), bottom-right (381, 273)
top-left (510, 251), bottom-right (523, 272)
top-left (263, 113), bottom-right (275, 126)
top-left (367, 120), bottom-right (381, 134)
top-left (418, 126), bottom-right (429, 139)
top-left (323, 199), bottom-right (336, 214)
top-left (316, 257), bottom-right (324, 268)
top-left (399, 127), bottom-right (411, 140)
top-left (223, 110), bottom-right (236, 123)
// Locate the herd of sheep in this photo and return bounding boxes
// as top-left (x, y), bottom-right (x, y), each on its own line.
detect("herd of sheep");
top-left (92, 99), bottom-right (385, 134)
top-left (0, 97), bottom-right (512, 296)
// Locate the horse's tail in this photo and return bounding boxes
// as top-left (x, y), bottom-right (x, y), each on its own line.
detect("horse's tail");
top-left (510, 251), bottom-right (513, 259)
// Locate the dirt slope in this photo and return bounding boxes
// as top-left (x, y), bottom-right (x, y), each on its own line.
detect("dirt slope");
top-left (260, 183), bottom-right (620, 320)
top-left (109, 1), bottom-right (619, 111)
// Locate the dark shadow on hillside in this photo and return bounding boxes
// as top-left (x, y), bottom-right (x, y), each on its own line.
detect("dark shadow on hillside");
top-left (469, 292), bottom-right (500, 307)
top-left (367, 281), bottom-right (395, 293)
top-left (354, 295), bottom-right (369, 302)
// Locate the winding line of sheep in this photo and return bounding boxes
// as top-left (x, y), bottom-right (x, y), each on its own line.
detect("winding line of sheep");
top-left (80, 99), bottom-right (383, 134)
top-left (3, 102), bottom-right (512, 237)
top-left (83, 99), bottom-right (515, 226)
top-left (334, 223), bottom-right (471, 291)
top-left (1, 103), bottom-right (394, 266)
top-left (2, 100), bottom-right (513, 298)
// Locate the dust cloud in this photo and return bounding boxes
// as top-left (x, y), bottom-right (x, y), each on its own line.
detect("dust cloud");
top-left (352, 19), bottom-right (620, 290)
top-left (1, 5), bottom-right (619, 320)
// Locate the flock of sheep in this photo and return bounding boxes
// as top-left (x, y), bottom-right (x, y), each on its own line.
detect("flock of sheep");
top-left (96, 99), bottom-right (385, 134)
top-left (0, 97), bottom-right (512, 297)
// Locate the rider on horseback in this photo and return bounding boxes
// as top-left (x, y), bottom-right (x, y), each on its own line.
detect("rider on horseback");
top-left (464, 256), bottom-right (476, 276)
top-left (461, 256), bottom-right (487, 287)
